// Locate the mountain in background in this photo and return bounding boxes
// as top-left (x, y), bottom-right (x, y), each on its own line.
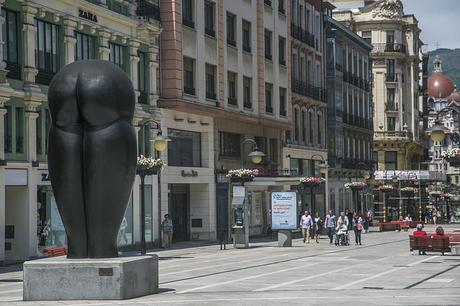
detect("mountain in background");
top-left (428, 48), bottom-right (460, 87)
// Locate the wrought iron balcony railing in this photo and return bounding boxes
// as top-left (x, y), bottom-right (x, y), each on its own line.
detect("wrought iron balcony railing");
top-left (135, 0), bottom-right (160, 21)
top-left (291, 79), bottom-right (327, 102)
top-left (372, 43), bottom-right (406, 54)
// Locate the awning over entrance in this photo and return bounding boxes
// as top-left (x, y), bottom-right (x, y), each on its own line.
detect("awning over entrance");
top-left (374, 170), bottom-right (445, 182)
top-left (244, 177), bottom-right (302, 187)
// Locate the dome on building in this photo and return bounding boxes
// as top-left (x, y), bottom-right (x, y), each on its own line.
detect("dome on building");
top-left (448, 86), bottom-right (460, 102)
top-left (427, 55), bottom-right (455, 99)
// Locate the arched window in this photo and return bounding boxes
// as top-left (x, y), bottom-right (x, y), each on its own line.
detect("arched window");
top-left (294, 108), bottom-right (299, 142)
top-left (301, 109), bottom-right (307, 143)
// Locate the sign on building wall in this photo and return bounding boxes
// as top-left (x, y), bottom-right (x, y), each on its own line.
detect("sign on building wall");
top-left (271, 192), bottom-right (297, 230)
top-left (5, 169), bottom-right (28, 186)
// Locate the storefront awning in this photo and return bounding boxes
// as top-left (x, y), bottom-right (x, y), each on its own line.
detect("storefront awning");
top-left (374, 170), bottom-right (445, 182)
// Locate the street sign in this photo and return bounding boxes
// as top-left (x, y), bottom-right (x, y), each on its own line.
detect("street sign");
top-left (271, 192), bottom-right (297, 230)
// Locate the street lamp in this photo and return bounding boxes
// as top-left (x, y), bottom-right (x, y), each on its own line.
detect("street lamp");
top-left (138, 119), bottom-right (170, 255)
top-left (311, 154), bottom-right (329, 215)
top-left (430, 122), bottom-right (446, 142)
top-left (241, 138), bottom-right (265, 166)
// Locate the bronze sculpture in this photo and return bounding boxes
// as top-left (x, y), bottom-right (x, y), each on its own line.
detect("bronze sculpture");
top-left (48, 60), bottom-right (137, 258)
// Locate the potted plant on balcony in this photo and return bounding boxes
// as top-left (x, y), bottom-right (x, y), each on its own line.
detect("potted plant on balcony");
top-left (136, 155), bottom-right (165, 175)
top-left (226, 169), bottom-right (259, 183)
top-left (400, 187), bottom-right (418, 195)
top-left (344, 181), bottom-right (367, 190)
top-left (299, 177), bottom-right (325, 187)
top-left (378, 184), bottom-right (395, 193)
top-left (442, 148), bottom-right (460, 167)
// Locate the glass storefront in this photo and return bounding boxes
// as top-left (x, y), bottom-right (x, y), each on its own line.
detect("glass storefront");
top-left (117, 193), bottom-right (133, 246)
top-left (37, 186), bottom-right (66, 250)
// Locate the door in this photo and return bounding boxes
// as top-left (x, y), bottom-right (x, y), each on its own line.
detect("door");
top-left (171, 192), bottom-right (189, 242)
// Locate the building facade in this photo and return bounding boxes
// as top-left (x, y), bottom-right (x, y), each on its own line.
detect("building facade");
top-left (331, 0), bottom-right (426, 171)
top-left (287, 0), bottom-right (327, 217)
top-left (323, 3), bottom-right (373, 214)
top-left (0, 0), bottom-right (161, 262)
top-left (159, 0), bottom-right (291, 240)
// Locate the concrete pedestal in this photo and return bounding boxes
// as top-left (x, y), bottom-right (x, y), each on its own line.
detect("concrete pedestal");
top-left (23, 255), bottom-right (158, 300)
top-left (278, 230), bottom-right (292, 247)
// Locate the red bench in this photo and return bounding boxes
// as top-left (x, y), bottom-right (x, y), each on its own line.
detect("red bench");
top-left (390, 221), bottom-right (410, 230)
top-left (448, 234), bottom-right (460, 247)
top-left (43, 246), bottom-right (68, 257)
top-left (409, 235), bottom-right (450, 255)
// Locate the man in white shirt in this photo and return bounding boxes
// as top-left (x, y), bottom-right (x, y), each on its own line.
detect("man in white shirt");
top-left (299, 211), bottom-right (313, 243)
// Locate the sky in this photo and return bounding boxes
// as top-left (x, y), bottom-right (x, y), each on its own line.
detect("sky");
top-left (402, 0), bottom-right (460, 51)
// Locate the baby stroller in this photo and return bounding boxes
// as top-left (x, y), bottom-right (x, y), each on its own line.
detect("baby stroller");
top-left (335, 224), bottom-right (349, 246)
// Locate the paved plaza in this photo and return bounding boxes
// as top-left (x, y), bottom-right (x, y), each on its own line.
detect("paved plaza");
top-left (0, 225), bottom-right (459, 305)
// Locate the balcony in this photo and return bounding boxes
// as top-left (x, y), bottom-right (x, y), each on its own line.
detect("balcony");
top-left (227, 38), bottom-right (236, 47)
top-left (184, 86), bottom-right (195, 95)
top-left (265, 105), bottom-right (273, 114)
top-left (205, 27), bottom-right (215, 37)
top-left (182, 18), bottom-right (195, 29)
top-left (385, 102), bottom-right (397, 111)
top-left (291, 79), bottom-right (327, 102)
top-left (385, 73), bottom-right (397, 82)
top-left (243, 100), bottom-right (252, 109)
top-left (5, 62), bottom-right (21, 80)
top-left (135, 0), bottom-right (160, 21)
top-left (372, 43), bottom-right (406, 54)
top-left (227, 97), bottom-right (237, 105)
top-left (290, 23), bottom-right (315, 47)
top-left (36, 70), bottom-right (55, 85)
top-left (243, 44), bottom-right (251, 53)
top-left (374, 130), bottom-right (413, 141)
top-left (206, 91), bottom-right (216, 100)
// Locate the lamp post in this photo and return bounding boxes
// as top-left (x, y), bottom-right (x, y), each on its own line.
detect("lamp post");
top-left (138, 119), bottom-right (170, 255)
top-left (311, 154), bottom-right (329, 216)
top-left (232, 138), bottom-right (265, 248)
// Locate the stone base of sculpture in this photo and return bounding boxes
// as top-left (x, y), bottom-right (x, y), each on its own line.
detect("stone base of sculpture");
top-left (23, 255), bottom-right (158, 300)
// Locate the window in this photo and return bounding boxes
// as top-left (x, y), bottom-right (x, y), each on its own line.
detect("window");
top-left (138, 125), bottom-right (151, 157)
top-left (278, 0), bottom-right (285, 14)
top-left (109, 42), bottom-right (127, 71)
top-left (269, 138), bottom-right (278, 162)
top-left (1, 9), bottom-right (20, 79)
top-left (384, 151), bottom-right (397, 170)
top-left (205, 63), bottom-right (216, 100)
top-left (292, 54), bottom-right (297, 80)
top-left (264, 29), bottom-right (272, 60)
top-left (361, 31), bottom-right (371, 44)
top-left (387, 88), bottom-right (395, 109)
top-left (227, 71), bottom-right (237, 105)
top-left (227, 12), bottom-right (236, 46)
top-left (36, 106), bottom-right (50, 159)
top-left (265, 83), bottom-right (273, 113)
top-left (279, 87), bottom-right (286, 116)
top-left (220, 132), bottom-right (240, 158)
top-left (138, 51), bottom-right (148, 104)
top-left (309, 112), bottom-right (313, 143)
top-left (4, 105), bottom-right (24, 157)
top-left (75, 32), bottom-right (95, 61)
top-left (168, 128), bottom-right (201, 167)
top-left (317, 114), bottom-right (322, 146)
top-left (204, 1), bottom-right (215, 37)
top-left (183, 57), bottom-right (195, 95)
top-left (386, 59), bottom-right (395, 81)
top-left (387, 117), bottom-right (395, 131)
top-left (242, 20), bottom-right (251, 52)
top-left (386, 30), bottom-right (394, 44)
top-left (35, 19), bottom-right (59, 84)
top-left (182, 0), bottom-right (194, 28)
top-left (243, 76), bottom-right (252, 108)
top-left (301, 110), bottom-right (307, 143)
top-left (279, 36), bottom-right (286, 65)
top-left (294, 108), bottom-right (299, 142)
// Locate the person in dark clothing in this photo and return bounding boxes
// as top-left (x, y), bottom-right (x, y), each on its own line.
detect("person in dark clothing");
top-left (346, 209), bottom-right (353, 231)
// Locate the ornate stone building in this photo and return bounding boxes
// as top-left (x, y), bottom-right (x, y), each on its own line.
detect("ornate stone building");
top-left (330, 0), bottom-right (426, 171)
top-left (0, 0), bottom-right (161, 262)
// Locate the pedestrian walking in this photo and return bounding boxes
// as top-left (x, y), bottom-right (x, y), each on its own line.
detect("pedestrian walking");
top-left (362, 211), bottom-right (369, 233)
top-left (314, 213), bottom-right (323, 243)
top-left (353, 213), bottom-right (363, 245)
top-left (346, 209), bottom-right (353, 231)
top-left (325, 210), bottom-right (335, 244)
top-left (299, 211), bottom-right (313, 243)
top-left (432, 208), bottom-right (438, 225)
top-left (161, 214), bottom-right (174, 249)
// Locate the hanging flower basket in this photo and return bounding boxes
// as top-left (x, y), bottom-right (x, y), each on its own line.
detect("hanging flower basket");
top-left (400, 187), bottom-right (418, 195)
top-left (344, 181), bottom-right (367, 190)
top-left (226, 169), bottom-right (259, 183)
top-left (299, 177), bottom-right (325, 187)
top-left (136, 155), bottom-right (165, 175)
top-left (442, 148), bottom-right (460, 167)
top-left (429, 190), bottom-right (443, 198)
top-left (378, 185), bottom-right (395, 193)
top-left (442, 193), bottom-right (455, 199)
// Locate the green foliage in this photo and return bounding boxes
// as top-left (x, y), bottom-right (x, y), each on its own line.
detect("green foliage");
top-left (428, 48), bottom-right (460, 87)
